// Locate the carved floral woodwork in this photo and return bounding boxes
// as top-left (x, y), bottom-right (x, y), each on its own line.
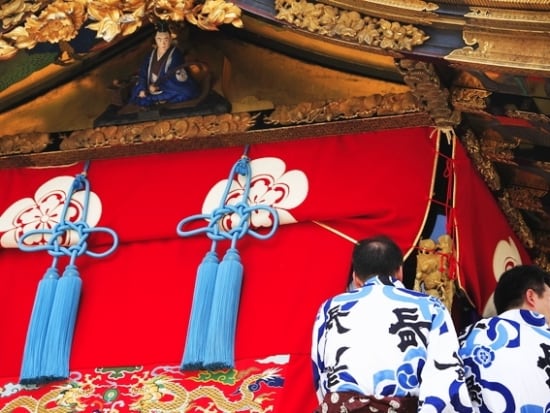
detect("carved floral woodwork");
top-left (461, 128), bottom-right (502, 191)
top-left (273, 0), bottom-right (429, 51)
top-left (451, 87), bottom-right (490, 114)
top-left (59, 112), bottom-right (258, 150)
top-left (264, 92), bottom-right (420, 125)
top-left (0, 0), bottom-right (243, 60)
top-left (0, 132), bottom-right (50, 155)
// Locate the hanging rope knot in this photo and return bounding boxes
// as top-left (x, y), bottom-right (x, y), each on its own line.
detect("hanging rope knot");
top-left (18, 163), bottom-right (119, 260)
top-left (177, 148), bottom-right (279, 244)
top-left (430, 126), bottom-right (457, 145)
top-left (72, 173), bottom-right (87, 191)
top-left (210, 202), bottom-right (253, 241)
top-left (220, 204), bottom-right (252, 241)
top-left (54, 221), bottom-right (90, 254)
top-left (234, 156), bottom-right (250, 176)
top-left (439, 127), bottom-right (457, 145)
top-left (19, 219), bottom-right (118, 259)
top-left (178, 202), bottom-right (278, 243)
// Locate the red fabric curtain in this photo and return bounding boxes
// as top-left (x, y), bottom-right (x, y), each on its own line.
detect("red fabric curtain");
top-left (0, 127), bottom-right (439, 410)
top-left (452, 138), bottom-right (531, 316)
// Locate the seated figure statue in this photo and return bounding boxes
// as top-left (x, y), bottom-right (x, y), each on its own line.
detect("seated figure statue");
top-left (129, 23), bottom-right (200, 107)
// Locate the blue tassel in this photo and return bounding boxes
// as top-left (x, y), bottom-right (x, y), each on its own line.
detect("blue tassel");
top-left (176, 148), bottom-right (279, 371)
top-left (203, 248), bottom-right (243, 370)
top-left (17, 162), bottom-right (118, 384)
top-left (20, 267), bottom-right (59, 384)
top-left (41, 264), bottom-right (82, 382)
top-left (181, 250), bottom-right (219, 370)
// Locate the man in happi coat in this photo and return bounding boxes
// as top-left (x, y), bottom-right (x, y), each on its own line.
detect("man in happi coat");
top-left (311, 235), bottom-right (473, 413)
top-left (459, 264), bottom-right (550, 412)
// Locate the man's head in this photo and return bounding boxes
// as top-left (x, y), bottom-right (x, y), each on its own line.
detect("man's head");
top-left (154, 22), bottom-right (173, 51)
top-left (154, 31), bottom-right (172, 50)
top-left (494, 264), bottom-right (550, 321)
top-left (352, 235), bottom-right (404, 286)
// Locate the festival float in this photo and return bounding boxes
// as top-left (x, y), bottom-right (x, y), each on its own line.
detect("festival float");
top-left (0, 0), bottom-right (548, 411)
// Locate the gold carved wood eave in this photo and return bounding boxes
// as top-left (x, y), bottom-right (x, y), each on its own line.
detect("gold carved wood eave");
top-left (271, 0), bottom-right (431, 53)
top-left (444, 4), bottom-right (550, 74)
top-left (0, 22), bottom-right (429, 167)
top-left (237, 14), bottom-right (402, 78)
top-left (0, 20), bottom-right (416, 138)
top-left (0, 111), bottom-right (433, 169)
top-left (446, 30), bottom-right (550, 76)
top-left (436, 0), bottom-right (550, 11)
top-left (313, 0), bottom-right (439, 26)
top-left (263, 0), bottom-right (550, 75)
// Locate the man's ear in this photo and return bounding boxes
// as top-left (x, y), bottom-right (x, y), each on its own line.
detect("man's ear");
top-left (525, 288), bottom-right (538, 308)
top-left (352, 272), bottom-right (363, 288)
top-left (395, 266), bottom-right (404, 281)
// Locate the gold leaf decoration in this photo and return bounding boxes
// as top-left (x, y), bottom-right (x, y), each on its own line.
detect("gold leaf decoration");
top-left (274, 0), bottom-right (429, 51)
top-left (414, 235), bottom-right (455, 310)
top-left (0, 0), bottom-right (243, 60)
top-left (25, 0), bottom-right (87, 44)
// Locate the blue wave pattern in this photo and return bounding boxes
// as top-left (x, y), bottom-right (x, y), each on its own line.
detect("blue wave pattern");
top-left (312, 275), bottom-right (473, 412)
top-left (459, 309), bottom-right (550, 413)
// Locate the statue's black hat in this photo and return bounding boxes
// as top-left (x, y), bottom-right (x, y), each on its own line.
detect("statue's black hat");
top-left (156, 21), bottom-right (170, 33)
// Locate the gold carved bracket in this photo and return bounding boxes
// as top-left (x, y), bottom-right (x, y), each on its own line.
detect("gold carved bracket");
top-left (396, 58), bottom-right (460, 127)
top-left (446, 30), bottom-right (550, 75)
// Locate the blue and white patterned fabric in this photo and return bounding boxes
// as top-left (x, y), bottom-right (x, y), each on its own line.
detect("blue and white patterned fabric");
top-left (312, 275), bottom-right (473, 412)
top-left (459, 309), bottom-right (550, 412)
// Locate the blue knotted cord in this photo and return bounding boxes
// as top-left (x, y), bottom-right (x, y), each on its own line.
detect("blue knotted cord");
top-left (18, 162), bottom-right (119, 261)
top-left (177, 151), bottom-right (280, 244)
top-left (18, 161), bottom-right (119, 384)
top-left (177, 146), bottom-right (279, 370)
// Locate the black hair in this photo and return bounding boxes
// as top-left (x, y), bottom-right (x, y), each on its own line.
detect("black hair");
top-left (155, 21), bottom-right (170, 33)
top-left (494, 264), bottom-right (550, 314)
top-left (352, 235), bottom-right (403, 281)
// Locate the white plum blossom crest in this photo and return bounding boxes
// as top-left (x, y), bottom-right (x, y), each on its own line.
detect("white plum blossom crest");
top-left (482, 236), bottom-right (523, 317)
top-left (202, 157), bottom-right (308, 231)
top-left (0, 176), bottom-right (102, 249)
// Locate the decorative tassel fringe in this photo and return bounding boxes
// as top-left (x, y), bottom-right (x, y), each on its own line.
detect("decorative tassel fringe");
top-left (20, 267), bottom-right (59, 385)
top-left (180, 250), bottom-right (219, 371)
top-left (17, 161), bottom-right (118, 384)
top-left (203, 248), bottom-right (243, 370)
top-left (41, 264), bottom-right (82, 382)
top-left (177, 147), bottom-right (278, 371)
